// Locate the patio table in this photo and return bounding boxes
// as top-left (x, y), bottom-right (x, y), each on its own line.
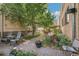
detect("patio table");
top-left (6, 35), bottom-right (15, 43)
top-left (1, 38), bottom-right (7, 42)
top-left (6, 35), bottom-right (14, 38)
top-left (10, 40), bottom-right (16, 46)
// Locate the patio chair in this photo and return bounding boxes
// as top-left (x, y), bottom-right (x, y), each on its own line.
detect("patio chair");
top-left (62, 39), bottom-right (79, 56)
top-left (15, 32), bottom-right (22, 41)
top-left (10, 32), bottom-right (22, 46)
top-left (1, 32), bottom-right (13, 43)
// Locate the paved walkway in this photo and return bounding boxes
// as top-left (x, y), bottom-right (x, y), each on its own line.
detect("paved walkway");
top-left (0, 40), bottom-right (78, 56)
top-left (0, 43), bottom-right (13, 56)
top-left (15, 40), bottom-right (66, 56)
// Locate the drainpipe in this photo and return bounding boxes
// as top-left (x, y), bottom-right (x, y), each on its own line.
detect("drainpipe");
top-left (73, 3), bottom-right (76, 41)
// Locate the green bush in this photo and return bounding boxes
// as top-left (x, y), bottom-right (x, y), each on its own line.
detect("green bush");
top-left (10, 49), bottom-right (37, 56)
top-left (55, 34), bottom-right (71, 48)
top-left (43, 36), bottom-right (51, 46)
top-left (53, 28), bottom-right (62, 35)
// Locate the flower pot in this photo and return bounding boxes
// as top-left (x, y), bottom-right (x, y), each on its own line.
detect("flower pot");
top-left (35, 40), bottom-right (42, 48)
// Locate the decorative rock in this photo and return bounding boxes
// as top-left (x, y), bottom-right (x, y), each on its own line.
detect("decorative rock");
top-left (62, 45), bottom-right (77, 52)
top-left (72, 39), bottom-right (79, 50)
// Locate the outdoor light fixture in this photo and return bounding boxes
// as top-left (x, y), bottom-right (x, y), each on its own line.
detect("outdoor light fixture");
top-left (67, 8), bottom-right (77, 14)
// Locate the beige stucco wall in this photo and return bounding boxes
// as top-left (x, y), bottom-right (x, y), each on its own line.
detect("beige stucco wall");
top-left (0, 14), bottom-right (25, 32)
top-left (4, 20), bottom-right (25, 32)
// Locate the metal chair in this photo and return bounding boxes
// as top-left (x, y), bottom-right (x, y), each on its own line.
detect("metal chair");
top-left (10, 32), bottom-right (21, 46)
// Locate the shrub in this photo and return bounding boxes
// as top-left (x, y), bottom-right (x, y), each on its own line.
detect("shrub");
top-left (53, 28), bottom-right (71, 48)
top-left (10, 49), bottom-right (37, 56)
top-left (55, 34), bottom-right (71, 48)
top-left (53, 28), bottom-right (62, 35)
top-left (42, 36), bottom-right (52, 46)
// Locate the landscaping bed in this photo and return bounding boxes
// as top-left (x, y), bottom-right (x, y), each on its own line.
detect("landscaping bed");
top-left (10, 49), bottom-right (37, 56)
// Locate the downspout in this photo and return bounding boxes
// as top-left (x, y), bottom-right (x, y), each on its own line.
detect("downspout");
top-left (72, 3), bottom-right (76, 41)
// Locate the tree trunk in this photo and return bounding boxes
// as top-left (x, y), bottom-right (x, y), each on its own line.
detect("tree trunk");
top-left (32, 23), bottom-right (36, 37)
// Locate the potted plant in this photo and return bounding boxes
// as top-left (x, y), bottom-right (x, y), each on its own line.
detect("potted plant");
top-left (35, 40), bottom-right (42, 48)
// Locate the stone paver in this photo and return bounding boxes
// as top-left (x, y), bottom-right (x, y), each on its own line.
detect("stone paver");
top-left (37, 47), bottom-right (65, 56)
top-left (0, 44), bottom-right (13, 56)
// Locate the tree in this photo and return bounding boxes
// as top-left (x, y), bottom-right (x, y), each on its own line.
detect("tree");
top-left (1, 3), bottom-right (54, 36)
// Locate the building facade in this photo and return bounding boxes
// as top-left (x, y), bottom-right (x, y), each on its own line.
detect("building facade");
top-left (60, 3), bottom-right (79, 41)
top-left (0, 11), bottom-right (25, 38)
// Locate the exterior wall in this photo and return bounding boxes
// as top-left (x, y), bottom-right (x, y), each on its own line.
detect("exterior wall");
top-left (75, 4), bottom-right (79, 40)
top-left (63, 14), bottom-right (73, 40)
top-left (4, 20), bottom-right (25, 32)
top-left (60, 4), bottom-right (73, 40)
top-left (59, 3), bottom-right (79, 41)
top-left (0, 14), bottom-right (25, 32)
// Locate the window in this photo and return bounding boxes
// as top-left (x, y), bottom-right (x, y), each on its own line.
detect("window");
top-left (62, 12), bottom-right (69, 26)
top-left (65, 13), bottom-right (70, 24)
top-left (67, 14), bottom-right (70, 22)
